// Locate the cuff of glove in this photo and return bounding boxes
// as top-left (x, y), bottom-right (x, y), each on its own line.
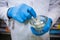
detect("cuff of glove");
top-left (7, 7), bottom-right (14, 19)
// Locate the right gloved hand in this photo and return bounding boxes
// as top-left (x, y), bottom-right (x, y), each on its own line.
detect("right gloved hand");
top-left (7, 4), bottom-right (36, 23)
top-left (31, 18), bottom-right (52, 36)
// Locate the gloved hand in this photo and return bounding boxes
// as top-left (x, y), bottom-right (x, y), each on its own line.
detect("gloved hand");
top-left (7, 4), bottom-right (36, 23)
top-left (31, 18), bottom-right (52, 36)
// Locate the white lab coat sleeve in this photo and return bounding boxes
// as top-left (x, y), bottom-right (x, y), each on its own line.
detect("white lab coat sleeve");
top-left (0, 7), bottom-right (9, 26)
top-left (8, 0), bottom-right (33, 7)
top-left (45, 7), bottom-right (60, 25)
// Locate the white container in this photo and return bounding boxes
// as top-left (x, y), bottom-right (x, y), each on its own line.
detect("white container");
top-left (8, 15), bottom-right (50, 40)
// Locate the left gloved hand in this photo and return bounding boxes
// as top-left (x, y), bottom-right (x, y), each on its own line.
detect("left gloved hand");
top-left (7, 4), bottom-right (36, 23)
top-left (31, 18), bottom-right (52, 36)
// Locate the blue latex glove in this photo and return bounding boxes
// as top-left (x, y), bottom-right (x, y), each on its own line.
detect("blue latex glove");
top-left (31, 18), bottom-right (52, 36)
top-left (7, 4), bottom-right (36, 23)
